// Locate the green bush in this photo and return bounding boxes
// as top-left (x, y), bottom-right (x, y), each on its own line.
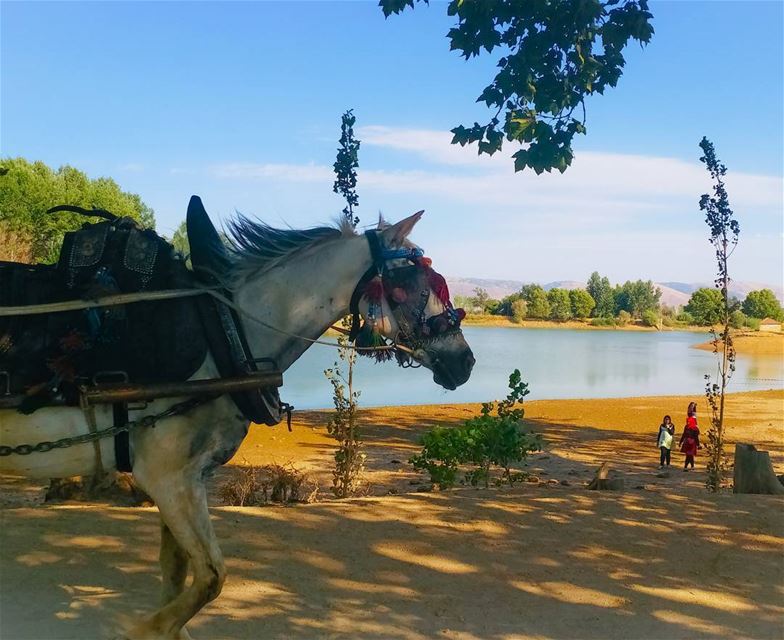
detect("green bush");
top-left (511, 299), bottom-right (527, 324)
top-left (590, 316), bottom-right (616, 327)
top-left (676, 311), bottom-right (695, 325)
top-left (662, 316), bottom-right (676, 328)
top-left (744, 316), bottom-right (761, 331)
top-left (616, 310), bottom-right (632, 326)
top-left (729, 310), bottom-right (746, 329)
top-left (641, 309), bottom-right (660, 328)
top-left (410, 370), bottom-right (542, 488)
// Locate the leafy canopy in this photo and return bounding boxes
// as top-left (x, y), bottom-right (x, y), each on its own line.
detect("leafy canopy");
top-left (380, 0), bottom-right (654, 174)
top-left (333, 110), bottom-right (361, 229)
top-left (586, 271), bottom-right (615, 318)
top-left (547, 288), bottom-right (572, 321)
top-left (0, 157), bottom-right (155, 264)
top-left (742, 289), bottom-right (783, 321)
top-left (569, 288), bottom-right (596, 319)
top-left (685, 287), bottom-right (724, 326)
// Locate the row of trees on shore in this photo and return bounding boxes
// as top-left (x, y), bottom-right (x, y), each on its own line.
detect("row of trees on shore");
top-left (0, 157), bottom-right (155, 264)
top-left (458, 273), bottom-right (783, 328)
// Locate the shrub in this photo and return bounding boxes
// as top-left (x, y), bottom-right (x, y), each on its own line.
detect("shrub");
top-left (616, 310), bottom-right (632, 326)
top-left (744, 316), bottom-right (761, 331)
top-left (218, 464), bottom-right (316, 506)
top-left (729, 310), bottom-right (746, 329)
top-left (510, 299), bottom-right (527, 323)
top-left (410, 370), bottom-right (542, 488)
top-left (676, 311), bottom-right (695, 325)
top-left (641, 309), bottom-right (660, 328)
top-left (662, 316), bottom-right (676, 328)
top-left (590, 316), bottom-right (616, 327)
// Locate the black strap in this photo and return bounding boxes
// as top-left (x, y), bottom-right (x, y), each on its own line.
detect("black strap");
top-left (349, 231), bottom-right (386, 342)
top-left (47, 205), bottom-right (119, 222)
top-left (113, 402), bottom-right (132, 472)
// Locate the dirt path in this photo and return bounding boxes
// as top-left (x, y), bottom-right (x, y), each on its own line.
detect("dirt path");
top-left (2, 490), bottom-right (782, 640)
top-left (1, 390), bottom-right (783, 639)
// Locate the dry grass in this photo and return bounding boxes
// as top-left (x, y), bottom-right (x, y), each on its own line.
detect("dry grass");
top-left (217, 463), bottom-right (318, 506)
top-left (0, 227), bottom-right (33, 263)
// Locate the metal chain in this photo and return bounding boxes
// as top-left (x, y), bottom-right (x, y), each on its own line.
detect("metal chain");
top-left (0, 397), bottom-right (207, 457)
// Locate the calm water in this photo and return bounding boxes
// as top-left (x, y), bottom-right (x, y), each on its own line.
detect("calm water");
top-left (283, 327), bottom-right (784, 410)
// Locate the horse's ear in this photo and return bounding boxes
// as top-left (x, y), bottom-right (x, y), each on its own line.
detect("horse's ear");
top-left (381, 210), bottom-right (424, 247)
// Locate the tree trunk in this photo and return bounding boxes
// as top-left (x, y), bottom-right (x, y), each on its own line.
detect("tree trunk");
top-left (733, 444), bottom-right (784, 495)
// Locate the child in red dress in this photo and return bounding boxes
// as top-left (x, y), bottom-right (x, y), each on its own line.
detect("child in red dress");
top-left (679, 401), bottom-right (700, 471)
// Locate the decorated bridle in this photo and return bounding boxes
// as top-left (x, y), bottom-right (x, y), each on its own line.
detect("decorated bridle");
top-left (348, 230), bottom-right (466, 364)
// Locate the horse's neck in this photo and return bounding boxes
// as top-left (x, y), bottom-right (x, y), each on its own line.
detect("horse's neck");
top-left (235, 234), bottom-right (371, 371)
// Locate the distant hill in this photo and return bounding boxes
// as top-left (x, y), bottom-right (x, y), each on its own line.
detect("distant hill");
top-left (447, 276), bottom-right (783, 307)
top-left (447, 277), bottom-right (524, 300)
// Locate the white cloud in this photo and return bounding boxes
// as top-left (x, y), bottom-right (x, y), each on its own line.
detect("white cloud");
top-left (359, 125), bottom-right (783, 212)
top-left (206, 126), bottom-right (782, 283)
top-left (211, 127), bottom-right (782, 221)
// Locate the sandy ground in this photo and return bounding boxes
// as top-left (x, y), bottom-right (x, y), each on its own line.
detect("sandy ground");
top-left (1, 390), bottom-right (783, 639)
top-left (693, 331), bottom-right (784, 356)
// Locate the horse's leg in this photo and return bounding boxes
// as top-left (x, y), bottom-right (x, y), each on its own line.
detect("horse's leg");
top-left (123, 475), bottom-right (225, 640)
top-left (159, 521), bottom-right (189, 606)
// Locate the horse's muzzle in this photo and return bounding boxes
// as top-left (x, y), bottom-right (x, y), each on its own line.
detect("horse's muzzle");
top-left (432, 347), bottom-right (475, 390)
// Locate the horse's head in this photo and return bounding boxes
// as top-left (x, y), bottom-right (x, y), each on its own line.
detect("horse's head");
top-left (350, 212), bottom-right (475, 390)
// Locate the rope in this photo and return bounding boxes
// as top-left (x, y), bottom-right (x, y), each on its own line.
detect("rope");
top-left (0, 285), bottom-right (418, 358)
top-left (0, 288), bottom-right (212, 316)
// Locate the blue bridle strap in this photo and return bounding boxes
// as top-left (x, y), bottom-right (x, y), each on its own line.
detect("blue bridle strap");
top-left (349, 231), bottom-right (423, 342)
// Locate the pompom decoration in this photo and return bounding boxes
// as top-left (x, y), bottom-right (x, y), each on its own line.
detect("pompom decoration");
top-left (455, 307), bottom-right (466, 322)
top-left (390, 287), bottom-right (407, 303)
top-left (418, 256), bottom-right (433, 268)
top-left (363, 275), bottom-right (385, 302)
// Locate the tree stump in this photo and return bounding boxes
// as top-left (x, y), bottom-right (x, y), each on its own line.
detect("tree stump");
top-left (733, 444), bottom-right (784, 495)
top-left (587, 462), bottom-right (624, 491)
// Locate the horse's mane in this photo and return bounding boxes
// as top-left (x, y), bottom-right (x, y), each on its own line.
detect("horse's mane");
top-left (226, 214), bottom-right (355, 281)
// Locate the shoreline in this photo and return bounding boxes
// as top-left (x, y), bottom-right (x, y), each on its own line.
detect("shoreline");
top-left (461, 314), bottom-right (705, 332)
top-left (229, 388), bottom-right (784, 497)
top-left (282, 387), bottom-right (784, 415)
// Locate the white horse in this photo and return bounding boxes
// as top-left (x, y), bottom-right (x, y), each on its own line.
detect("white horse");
top-left (0, 208), bottom-right (475, 639)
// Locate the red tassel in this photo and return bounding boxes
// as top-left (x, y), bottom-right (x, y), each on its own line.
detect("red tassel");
top-left (455, 307), bottom-right (466, 321)
top-left (364, 276), bottom-right (384, 302)
top-left (427, 269), bottom-right (451, 306)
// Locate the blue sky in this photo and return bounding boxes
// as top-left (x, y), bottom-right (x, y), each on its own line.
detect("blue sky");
top-left (2, 1), bottom-right (782, 286)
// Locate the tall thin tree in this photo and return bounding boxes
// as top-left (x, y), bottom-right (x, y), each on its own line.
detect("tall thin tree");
top-left (324, 110), bottom-right (365, 497)
top-left (698, 137), bottom-right (740, 492)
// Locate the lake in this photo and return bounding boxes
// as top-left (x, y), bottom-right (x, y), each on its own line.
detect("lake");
top-left (283, 327), bottom-right (784, 410)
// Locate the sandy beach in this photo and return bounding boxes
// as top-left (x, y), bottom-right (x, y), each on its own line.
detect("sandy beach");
top-left (1, 390), bottom-right (783, 639)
